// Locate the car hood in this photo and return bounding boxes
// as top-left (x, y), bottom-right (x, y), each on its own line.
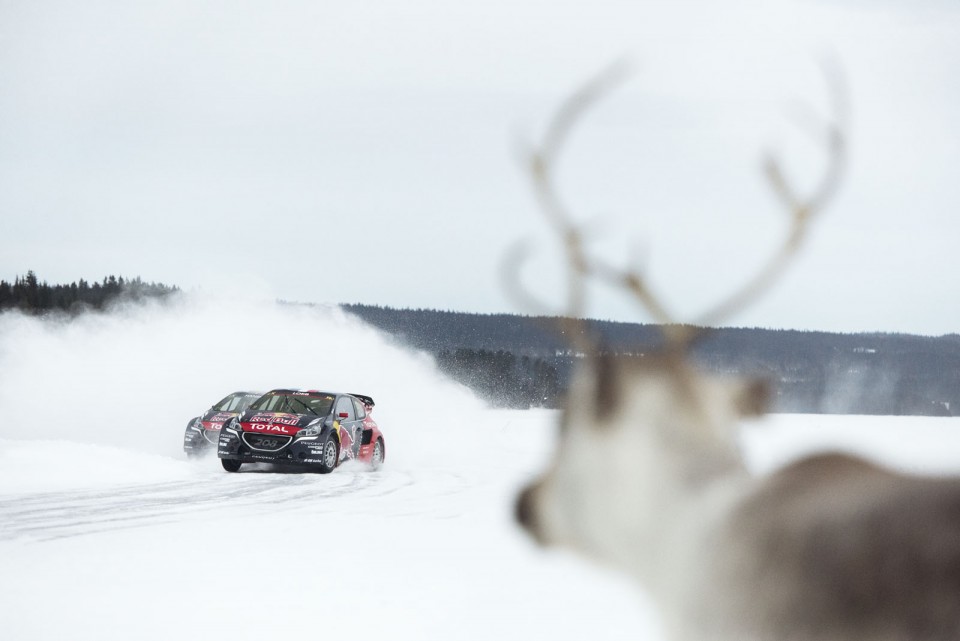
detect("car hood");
top-left (238, 412), bottom-right (317, 436)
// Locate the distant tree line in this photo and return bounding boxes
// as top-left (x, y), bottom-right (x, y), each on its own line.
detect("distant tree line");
top-left (0, 271), bottom-right (179, 315)
top-left (343, 304), bottom-right (960, 416)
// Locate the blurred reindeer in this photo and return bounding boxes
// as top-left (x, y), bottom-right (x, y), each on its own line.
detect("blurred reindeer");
top-left (513, 64), bottom-right (960, 641)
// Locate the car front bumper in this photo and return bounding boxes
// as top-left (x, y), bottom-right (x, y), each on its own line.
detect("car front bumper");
top-left (184, 426), bottom-right (221, 454)
top-left (216, 428), bottom-right (332, 466)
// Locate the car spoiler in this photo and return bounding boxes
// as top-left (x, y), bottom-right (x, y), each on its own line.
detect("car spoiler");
top-left (349, 393), bottom-right (375, 409)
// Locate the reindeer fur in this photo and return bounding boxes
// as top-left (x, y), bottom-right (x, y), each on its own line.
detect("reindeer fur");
top-left (516, 355), bottom-right (960, 641)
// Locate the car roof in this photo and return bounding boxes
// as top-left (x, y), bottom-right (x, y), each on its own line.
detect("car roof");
top-left (265, 388), bottom-right (336, 396)
top-left (262, 389), bottom-right (375, 407)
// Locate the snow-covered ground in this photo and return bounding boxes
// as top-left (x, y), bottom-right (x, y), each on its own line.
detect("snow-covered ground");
top-left (1, 297), bottom-right (958, 640)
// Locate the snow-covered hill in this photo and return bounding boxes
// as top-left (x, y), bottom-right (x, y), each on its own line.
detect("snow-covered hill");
top-left (1, 297), bottom-right (957, 640)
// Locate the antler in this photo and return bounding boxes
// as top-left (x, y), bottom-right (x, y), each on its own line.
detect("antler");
top-left (502, 61), bottom-right (635, 352)
top-left (514, 59), bottom-right (846, 348)
top-left (695, 60), bottom-right (847, 327)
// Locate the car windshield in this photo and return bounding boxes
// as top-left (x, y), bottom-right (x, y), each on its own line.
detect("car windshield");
top-left (212, 393), bottom-right (261, 412)
top-left (249, 392), bottom-right (335, 416)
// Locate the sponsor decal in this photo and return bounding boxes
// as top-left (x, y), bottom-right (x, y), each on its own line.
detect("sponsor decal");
top-left (249, 413), bottom-right (300, 426)
top-left (202, 422), bottom-right (224, 431)
top-left (246, 423), bottom-right (298, 435)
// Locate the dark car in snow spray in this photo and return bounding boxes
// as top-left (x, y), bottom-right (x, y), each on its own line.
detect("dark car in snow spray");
top-left (183, 391), bottom-right (263, 458)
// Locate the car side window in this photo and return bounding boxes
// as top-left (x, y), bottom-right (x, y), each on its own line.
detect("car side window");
top-left (335, 397), bottom-right (355, 421)
top-left (352, 398), bottom-right (366, 419)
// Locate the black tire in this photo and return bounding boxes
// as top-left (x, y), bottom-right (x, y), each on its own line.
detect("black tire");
top-left (318, 435), bottom-right (339, 474)
top-left (221, 458), bottom-right (242, 473)
top-left (369, 438), bottom-right (384, 471)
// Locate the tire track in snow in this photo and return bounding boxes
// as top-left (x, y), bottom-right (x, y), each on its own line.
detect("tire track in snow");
top-left (0, 462), bottom-right (472, 542)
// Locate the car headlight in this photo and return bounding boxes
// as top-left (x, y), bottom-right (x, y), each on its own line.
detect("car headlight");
top-left (296, 418), bottom-right (323, 438)
top-left (223, 417), bottom-right (241, 435)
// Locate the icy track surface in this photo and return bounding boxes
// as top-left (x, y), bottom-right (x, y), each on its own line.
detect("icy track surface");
top-left (1, 296), bottom-right (959, 640)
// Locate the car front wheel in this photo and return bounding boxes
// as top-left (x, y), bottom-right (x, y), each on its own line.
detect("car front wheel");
top-left (221, 458), bottom-right (242, 473)
top-left (318, 436), bottom-right (339, 474)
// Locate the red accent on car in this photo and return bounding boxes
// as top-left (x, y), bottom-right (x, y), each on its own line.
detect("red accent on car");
top-left (242, 420), bottom-right (301, 436)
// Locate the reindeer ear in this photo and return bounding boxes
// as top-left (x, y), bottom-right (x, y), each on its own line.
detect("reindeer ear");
top-left (593, 352), bottom-right (619, 421)
top-left (735, 378), bottom-right (769, 417)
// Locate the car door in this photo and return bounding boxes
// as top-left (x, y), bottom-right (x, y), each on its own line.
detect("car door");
top-left (333, 395), bottom-right (361, 458)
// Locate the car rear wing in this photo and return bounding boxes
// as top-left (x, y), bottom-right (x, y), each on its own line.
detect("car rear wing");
top-left (350, 393), bottom-right (375, 409)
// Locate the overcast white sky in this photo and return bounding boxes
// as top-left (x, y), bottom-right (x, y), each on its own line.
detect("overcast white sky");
top-left (1, 0), bottom-right (957, 335)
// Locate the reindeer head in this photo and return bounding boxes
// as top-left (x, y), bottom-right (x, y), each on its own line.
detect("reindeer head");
top-left (511, 62), bottom-right (844, 582)
top-left (516, 350), bottom-right (768, 578)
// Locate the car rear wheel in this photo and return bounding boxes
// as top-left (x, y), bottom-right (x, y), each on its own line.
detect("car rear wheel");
top-left (318, 436), bottom-right (339, 474)
top-left (369, 439), bottom-right (384, 470)
top-left (221, 458), bottom-right (242, 473)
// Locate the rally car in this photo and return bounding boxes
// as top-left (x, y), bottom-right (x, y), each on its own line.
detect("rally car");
top-left (217, 389), bottom-right (386, 473)
top-left (183, 391), bottom-right (263, 458)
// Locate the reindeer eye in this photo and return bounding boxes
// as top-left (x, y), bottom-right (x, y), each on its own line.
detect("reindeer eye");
top-left (735, 378), bottom-right (770, 417)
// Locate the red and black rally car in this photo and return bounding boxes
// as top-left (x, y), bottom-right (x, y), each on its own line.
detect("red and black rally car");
top-left (216, 389), bottom-right (385, 473)
top-left (183, 391), bottom-right (263, 458)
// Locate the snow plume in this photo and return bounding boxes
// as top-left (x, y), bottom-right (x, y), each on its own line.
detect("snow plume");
top-left (820, 366), bottom-right (895, 416)
top-left (0, 294), bottom-right (483, 460)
